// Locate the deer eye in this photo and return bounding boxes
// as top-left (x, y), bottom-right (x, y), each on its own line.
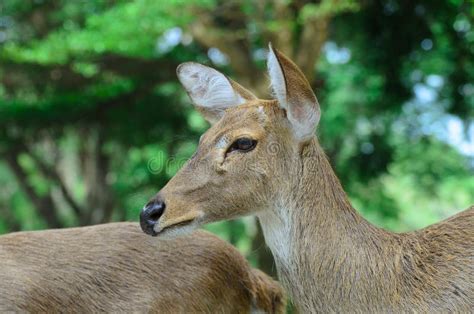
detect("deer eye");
top-left (227, 138), bottom-right (257, 155)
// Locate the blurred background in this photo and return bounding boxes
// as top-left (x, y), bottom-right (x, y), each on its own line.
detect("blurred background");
top-left (0, 0), bottom-right (472, 275)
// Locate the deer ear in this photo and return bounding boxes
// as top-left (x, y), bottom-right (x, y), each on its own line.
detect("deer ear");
top-left (177, 62), bottom-right (256, 124)
top-left (267, 44), bottom-right (320, 142)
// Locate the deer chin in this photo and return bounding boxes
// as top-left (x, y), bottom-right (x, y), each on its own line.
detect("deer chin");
top-left (153, 212), bottom-right (203, 238)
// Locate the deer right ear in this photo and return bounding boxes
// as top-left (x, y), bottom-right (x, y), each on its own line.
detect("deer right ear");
top-left (177, 62), bottom-right (256, 124)
top-left (267, 45), bottom-right (320, 142)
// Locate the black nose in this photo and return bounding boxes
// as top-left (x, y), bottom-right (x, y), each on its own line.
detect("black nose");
top-left (140, 198), bottom-right (166, 236)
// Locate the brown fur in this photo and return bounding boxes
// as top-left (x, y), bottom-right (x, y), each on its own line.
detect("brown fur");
top-left (148, 49), bottom-right (474, 312)
top-left (0, 222), bottom-right (286, 313)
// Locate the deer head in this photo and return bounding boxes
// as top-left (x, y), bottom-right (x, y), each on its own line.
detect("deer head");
top-left (140, 45), bottom-right (321, 237)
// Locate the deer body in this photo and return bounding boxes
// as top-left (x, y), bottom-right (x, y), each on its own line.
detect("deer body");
top-left (140, 45), bottom-right (474, 312)
top-left (0, 222), bottom-right (286, 313)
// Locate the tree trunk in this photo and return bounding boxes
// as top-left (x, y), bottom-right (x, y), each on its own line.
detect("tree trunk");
top-left (80, 126), bottom-right (115, 225)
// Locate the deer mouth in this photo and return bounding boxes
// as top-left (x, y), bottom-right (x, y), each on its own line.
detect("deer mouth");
top-left (153, 218), bottom-right (198, 237)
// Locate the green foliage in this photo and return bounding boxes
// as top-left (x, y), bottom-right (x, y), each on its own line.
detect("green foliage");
top-left (2, 0), bottom-right (213, 63)
top-left (299, 0), bottom-right (359, 22)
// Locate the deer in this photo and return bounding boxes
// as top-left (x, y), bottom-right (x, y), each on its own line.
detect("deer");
top-left (139, 44), bottom-right (474, 312)
top-left (0, 222), bottom-right (286, 313)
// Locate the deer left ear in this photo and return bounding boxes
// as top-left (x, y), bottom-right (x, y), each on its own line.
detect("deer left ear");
top-left (177, 62), bottom-right (256, 125)
top-left (267, 44), bottom-right (320, 142)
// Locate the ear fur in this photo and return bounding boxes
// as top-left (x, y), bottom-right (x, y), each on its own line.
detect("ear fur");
top-left (177, 62), bottom-right (256, 124)
top-left (267, 44), bottom-right (320, 141)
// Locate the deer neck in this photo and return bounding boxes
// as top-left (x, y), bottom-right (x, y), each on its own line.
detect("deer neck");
top-left (258, 138), bottom-right (399, 311)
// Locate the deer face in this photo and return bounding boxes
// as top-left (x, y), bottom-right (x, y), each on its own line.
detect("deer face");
top-left (140, 45), bottom-right (320, 237)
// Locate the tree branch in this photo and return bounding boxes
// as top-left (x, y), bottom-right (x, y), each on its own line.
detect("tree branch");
top-left (268, 0), bottom-right (295, 58)
top-left (4, 145), bottom-right (61, 228)
top-left (188, 3), bottom-right (267, 95)
top-left (295, 15), bottom-right (329, 83)
top-left (25, 145), bottom-right (84, 219)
